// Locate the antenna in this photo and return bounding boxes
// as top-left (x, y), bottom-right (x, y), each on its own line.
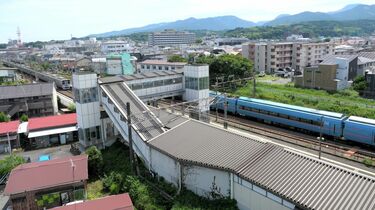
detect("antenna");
top-left (17, 27), bottom-right (22, 48)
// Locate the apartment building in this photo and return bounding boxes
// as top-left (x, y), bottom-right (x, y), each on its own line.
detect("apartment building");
top-left (148, 30), bottom-right (196, 47)
top-left (242, 42), bottom-right (335, 73)
top-left (292, 42), bottom-right (335, 70)
top-left (253, 42), bottom-right (293, 73)
top-left (241, 43), bottom-right (255, 61)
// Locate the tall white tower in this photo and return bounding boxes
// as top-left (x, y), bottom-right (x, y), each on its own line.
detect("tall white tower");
top-left (72, 72), bottom-right (102, 151)
top-left (183, 65), bottom-right (210, 120)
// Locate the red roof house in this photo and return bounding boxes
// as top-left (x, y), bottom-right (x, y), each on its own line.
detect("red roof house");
top-left (50, 193), bottom-right (134, 210)
top-left (4, 155), bottom-right (88, 210)
top-left (28, 113), bottom-right (77, 131)
top-left (0, 120), bottom-right (19, 135)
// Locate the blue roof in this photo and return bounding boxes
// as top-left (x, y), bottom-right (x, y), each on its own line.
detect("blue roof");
top-left (239, 97), bottom-right (345, 119)
top-left (38, 155), bottom-right (50, 162)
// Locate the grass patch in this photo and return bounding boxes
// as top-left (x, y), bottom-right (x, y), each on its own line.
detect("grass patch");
top-left (87, 180), bottom-right (108, 200)
top-left (231, 81), bottom-right (375, 119)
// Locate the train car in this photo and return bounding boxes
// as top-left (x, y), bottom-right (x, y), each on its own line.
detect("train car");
top-left (209, 91), bottom-right (237, 114)
top-left (343, 116), bottom-right (375, 146)
top-left (35, 71), bottom-right (71, 90)
top-left (236, 97), bottom-right (345, 138)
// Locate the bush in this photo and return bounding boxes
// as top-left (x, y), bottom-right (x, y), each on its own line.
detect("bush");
top-left (0, 112), bottom-right (10, 122)
top-left (86, 146), bottom-right (103, 177)
top-left (0, 155), bottom-right (26, 175)
top-left (172, 189), bottom-right (238, 210)
top-left (103, 172), bottom-right (123, 194)
top-left (20, 114), bottom-right (28, 122)
top-left (68, 104), bottom-right (76, 112)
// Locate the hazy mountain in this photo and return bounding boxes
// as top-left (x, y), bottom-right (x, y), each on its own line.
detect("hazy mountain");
top-left (266, 4), bottom-right (375, 26)
top-left (89, 16), bottom-right (255, 37)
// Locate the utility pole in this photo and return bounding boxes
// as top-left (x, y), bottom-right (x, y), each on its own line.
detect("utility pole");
top-left (215, 89), bottom-right (218, 122)
top-left (126, 102), bottom-right (134, 175)
top-left (7, 132), bottom-right (11, 155)
top-left (224, 93), bottom-right (228, 129)
top-left (253, 72), bottom-right (256, 97)
top-left (318, 116), bottom-right (323, 159)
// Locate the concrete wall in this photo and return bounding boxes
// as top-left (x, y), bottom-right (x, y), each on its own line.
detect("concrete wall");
top-left (183, 165), bottom-right (230, 198)
top-left (233, 182), bottom-right (292, 210)
top-left (150, 148), bottom-right (180, 186)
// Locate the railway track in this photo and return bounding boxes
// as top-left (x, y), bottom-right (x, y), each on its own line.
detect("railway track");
top-left (156, 99), bottom-right (375, 164)
top-left (57, 90), bottom-right (73, 99)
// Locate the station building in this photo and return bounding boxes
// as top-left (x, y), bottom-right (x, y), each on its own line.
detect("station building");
top-left (69, 61), bottom-right (375, 210)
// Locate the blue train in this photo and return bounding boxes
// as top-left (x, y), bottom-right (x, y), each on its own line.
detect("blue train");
top-left (210, 92), bottom-right (375, 146)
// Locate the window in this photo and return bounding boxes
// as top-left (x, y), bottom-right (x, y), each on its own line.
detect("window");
top-left (158, 66), bottom-right (162, 70)
top-left (131, 83), bottom-right (143, 90)
top-left (199, 77), bottom-right (209, 90)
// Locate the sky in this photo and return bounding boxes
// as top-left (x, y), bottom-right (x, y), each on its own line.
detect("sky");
top-left (0, 0), bottom-right (374, 43)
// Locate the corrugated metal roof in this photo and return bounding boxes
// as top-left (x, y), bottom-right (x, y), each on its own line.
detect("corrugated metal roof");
top-left (101, 82), bottom-right (165, 140)
top-left (0, 83), bottom-right (54, 100)
top-left (4, 155), bottom-right (88, 195)
top-left (50, 193), bottom-right (134, 210)
top-left (320, 55), bottom-right (357, 65)
top-left (148, 106), bottom-right (188, 129)
top-left (149, 120), bottom-right (375, 210)
top-left (149, 120), bottom-right (269, 171)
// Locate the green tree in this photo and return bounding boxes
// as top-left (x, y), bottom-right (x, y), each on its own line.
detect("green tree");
top-left (195, 39), bottom-right (203, 44)
top-left (0, 155), bottom-right (26, 175)
top-left (168, 55), bottom-right (187, 63)
top-left (0, 112), bottom-right (10, 122)
top-left (195, 54), bottom-right (253, 82)
top-left (20, 114), bottom-right (28, 122)
top-left (86, 146), bottom-right (104, 177)
top-left (353, 76), bottom-right (368, 93)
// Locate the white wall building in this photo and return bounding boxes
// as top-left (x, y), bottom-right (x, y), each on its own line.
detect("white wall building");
top-left (148, 30), bottom-right (196, 47)
top-left (101, 41), bottom-right (130, 54)
top-left (138, 60), bottom-right (186, 73)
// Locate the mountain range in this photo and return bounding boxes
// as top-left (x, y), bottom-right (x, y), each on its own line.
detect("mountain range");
top-left (89, 3), bottom-right (375, 38)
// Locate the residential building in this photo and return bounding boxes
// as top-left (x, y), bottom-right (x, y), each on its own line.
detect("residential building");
top-left (101, 41), bottom-right (130, 54)
top-left (0, 67), bottom-right (17, 83)
top-left (0, 120), bottom-right (20, 154)
top-left (215, 38), bottom-right (249, 46)
top-left (258, 42), bottom-right (294, 73)
top-left (292, 42), bottom-right (335, 71)
top-left (76, 57), bottom-right (92, 71)
top-left (4, 155), bottom-right (88, 210)
top-left (91, 57), bottom-right (106, 74)
top-left (148, 30), bottom-right (196, 47)
top-left (0, 114), bottom-right (77, 153)
top-left (242, 42), bottom-right (335, 73)
top-left (0, 83), bottom-right (58, 119)
top-left (241, 43), bottom-right (255, 62)
top-left (294, 56), bottom-right (357, 91)
top-left (138, 60), bottom-right (186, 73)
top-left (106, 53), bottom-right (136, 75)
top-left (24, 113), bottom-right (78, 149)
top-left (357, 52), bottom-right (375, 76)
top-left (50, 194), bottom-right (134, 210)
